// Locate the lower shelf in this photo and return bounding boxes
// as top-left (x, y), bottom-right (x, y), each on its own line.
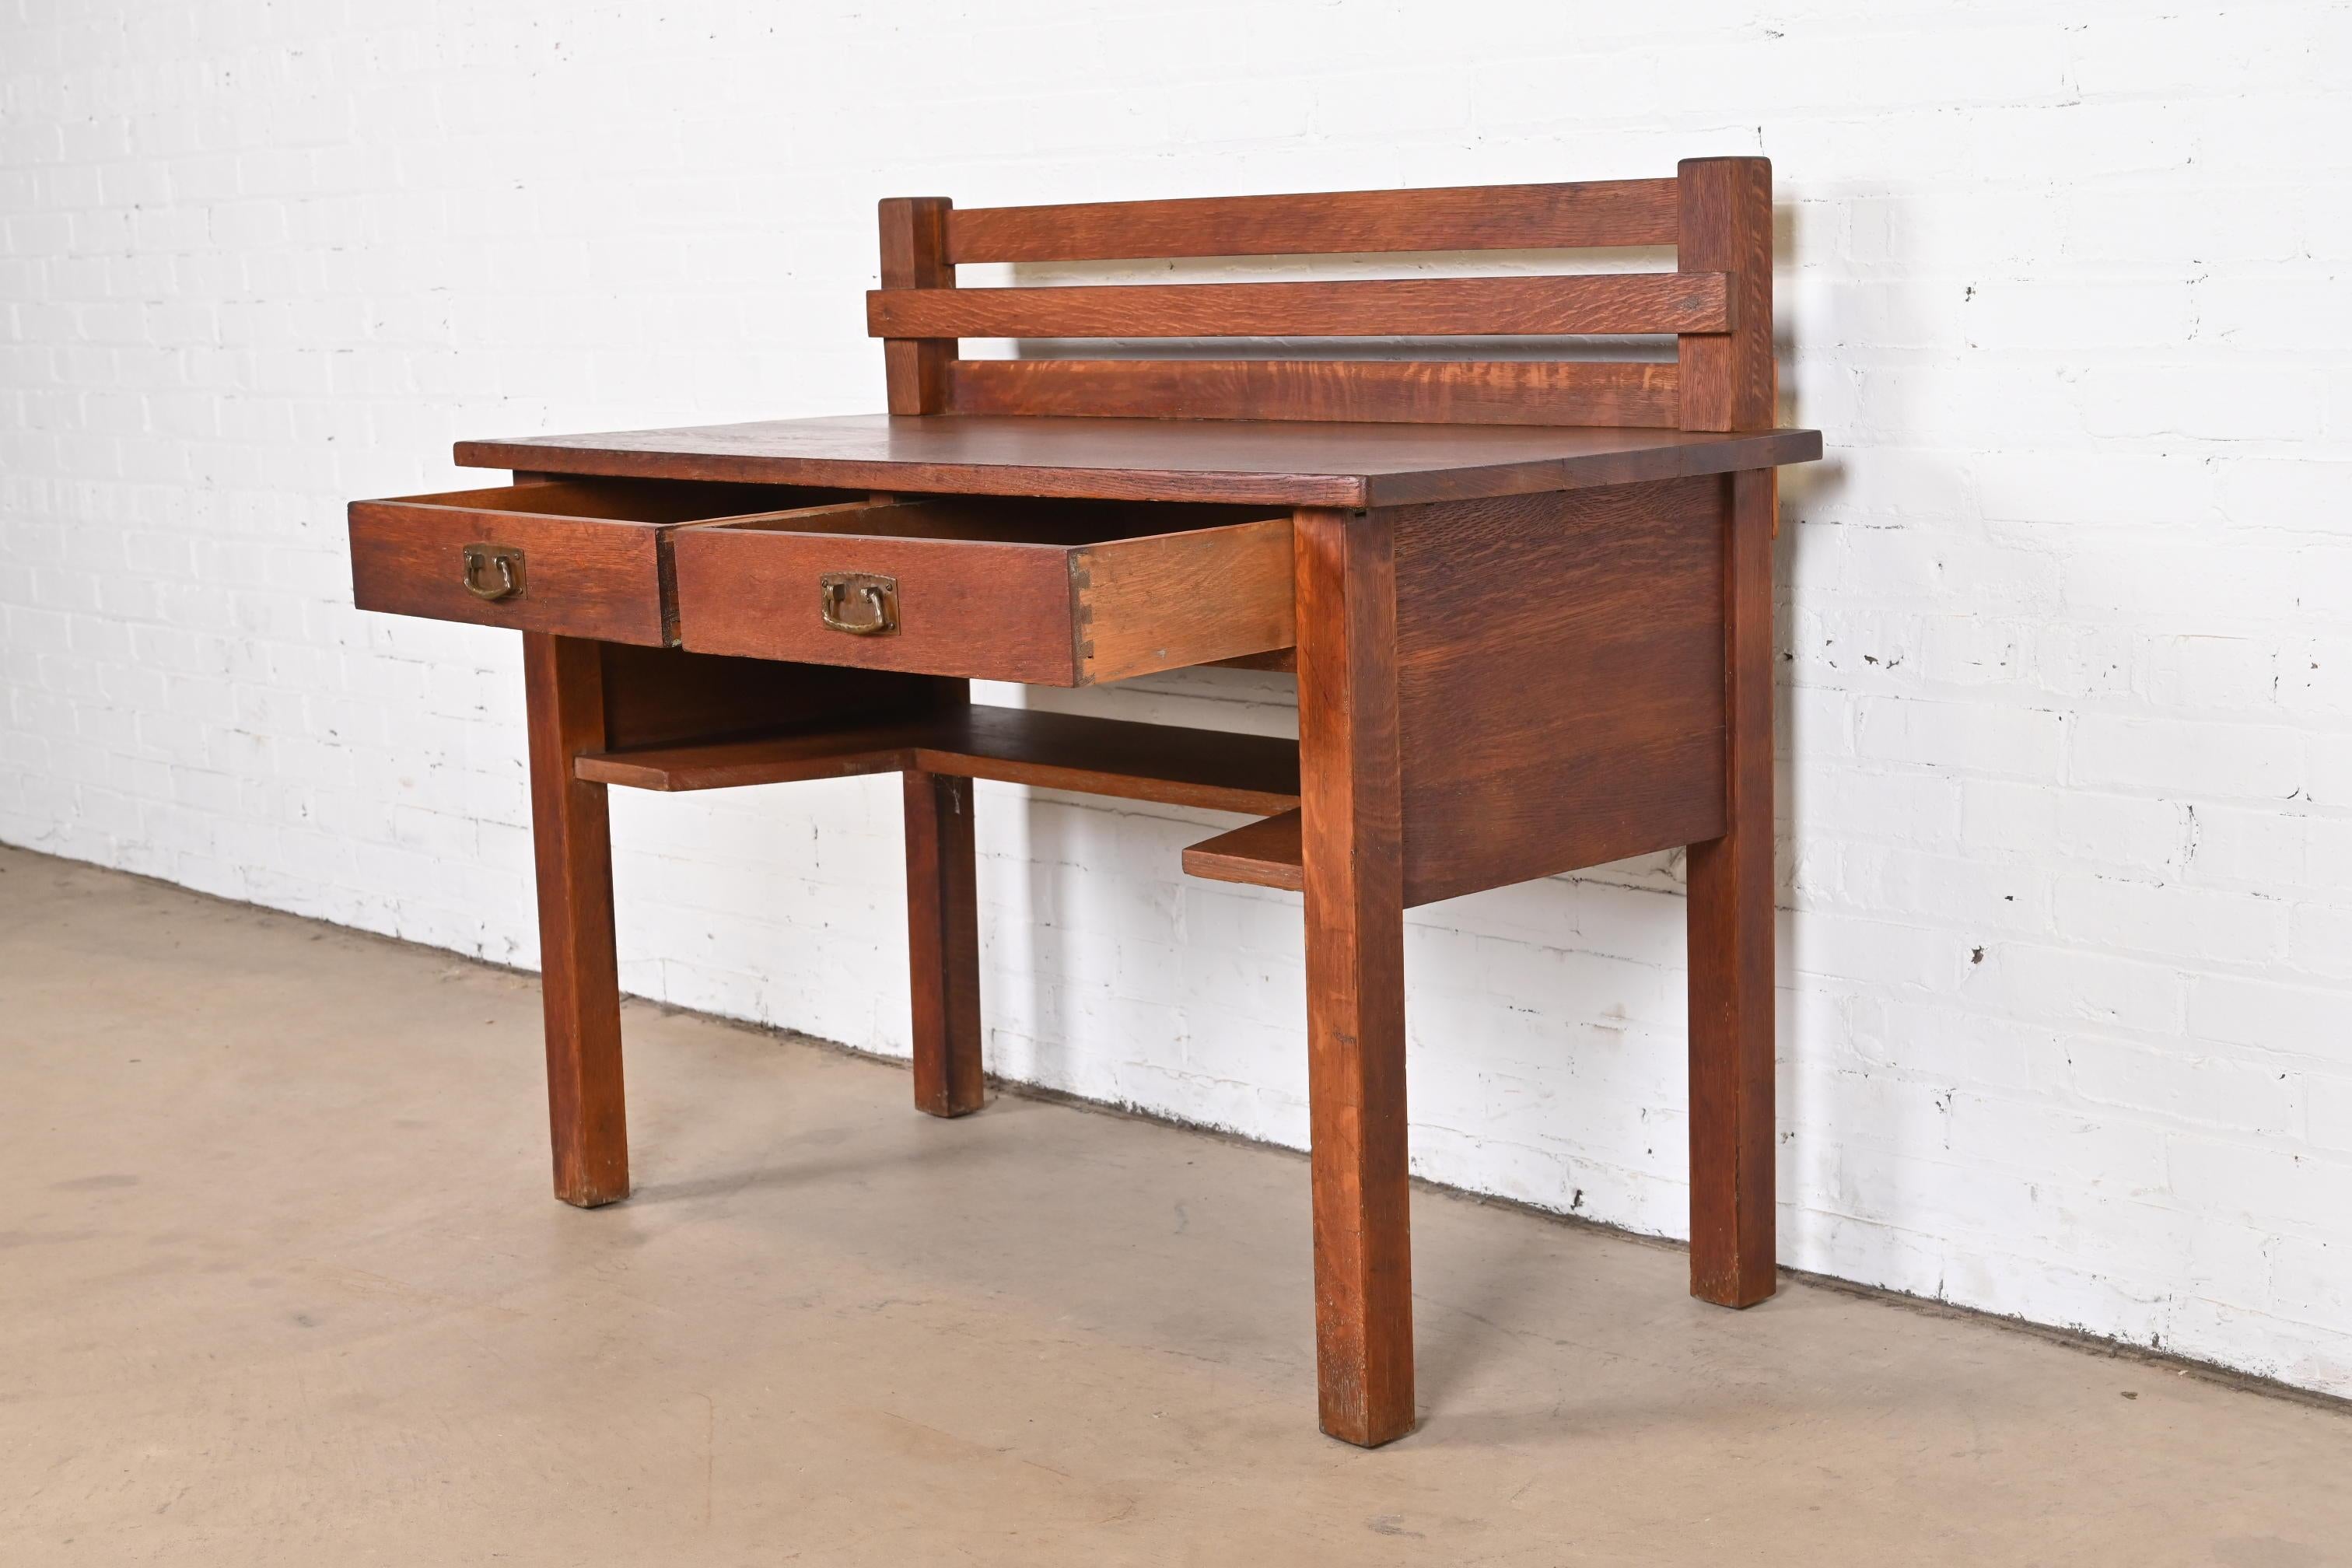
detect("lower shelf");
top-left (1179, 810), bottom-right (1303, 892)
top-left (576, 704), bottom-right (1301, 819)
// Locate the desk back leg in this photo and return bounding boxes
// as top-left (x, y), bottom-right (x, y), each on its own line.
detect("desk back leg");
top-left (1296, 506), bottom-right (1415, 1447)
top-left (904, 768), bottom-right (985, 1116)
top-left (1685, 470), bottom-right (1777, 1306)
top-left (522, 632), bottom-right (630, 1208)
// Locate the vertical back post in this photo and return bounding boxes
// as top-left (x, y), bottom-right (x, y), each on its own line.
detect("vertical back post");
top-left (1675, 158), bottom-right (1775, 432)
top-left (878, 197), bottom-right (956, 415)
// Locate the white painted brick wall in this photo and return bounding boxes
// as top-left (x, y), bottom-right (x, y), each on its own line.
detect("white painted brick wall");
top-left (4, 0), bottom-right (2349, 1396)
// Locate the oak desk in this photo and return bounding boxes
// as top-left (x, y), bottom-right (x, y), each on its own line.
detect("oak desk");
top-left (348, 161), bottom-right (1821, 1447)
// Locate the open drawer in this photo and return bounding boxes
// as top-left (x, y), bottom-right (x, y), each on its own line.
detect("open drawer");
top-left (671, 499), bottom-right (1296, 685)
top-left (347, 478), bottom-right (844, 646)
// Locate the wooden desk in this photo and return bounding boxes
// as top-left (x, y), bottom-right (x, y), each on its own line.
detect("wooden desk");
top-left (348, 161), bottom-right (1821, 1447)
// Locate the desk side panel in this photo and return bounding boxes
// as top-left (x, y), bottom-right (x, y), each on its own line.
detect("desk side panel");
top-left (1391, 476), bottom-right (1727, 906)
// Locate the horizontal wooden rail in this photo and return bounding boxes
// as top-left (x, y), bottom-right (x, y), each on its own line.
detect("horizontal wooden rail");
top-left (576, 705), bottom-right (1301, 817)
top-left (868, 273), bottom-right (1731, 341)
top-left (947, 359), bottom-right (1681, 427)
top-left (945, 179), bottom-right (1680, 262)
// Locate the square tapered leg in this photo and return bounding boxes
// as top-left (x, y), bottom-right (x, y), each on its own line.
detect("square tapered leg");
top-left (1295, 506), bottom-right (1415, 1447)
top-left (521, 632), bottom-right (629, 1207)
top-left (904, 768), bottom-right (985, 1117)
top-left (1686, 470), bottom-right (1776, 1306)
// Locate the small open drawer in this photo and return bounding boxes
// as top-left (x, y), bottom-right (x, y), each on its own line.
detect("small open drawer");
top-left (671, 499), bottom-right (1295, 685)
top-left (348, 479), bottom-right (842, 646)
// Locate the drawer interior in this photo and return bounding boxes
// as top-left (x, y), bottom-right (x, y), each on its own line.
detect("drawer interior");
top-left (698, 496), bottom-right (1287, 544)
top-left (403, 478), bottom-right (856, 525)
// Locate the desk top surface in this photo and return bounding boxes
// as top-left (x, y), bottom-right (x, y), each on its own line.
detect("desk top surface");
top-left (458, 414), bottom-right (1822, 509)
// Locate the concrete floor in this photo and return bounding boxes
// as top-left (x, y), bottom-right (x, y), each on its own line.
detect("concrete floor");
top-left (2, 845), bottom-right (2348, 1566)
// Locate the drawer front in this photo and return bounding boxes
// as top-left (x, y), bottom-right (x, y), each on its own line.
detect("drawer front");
top-left (675, 527), bottom-right (1081, 682)
top-left (672, 509), bottom-right (1294, 686)
top-left (348, 486), bottom-right (670, 646)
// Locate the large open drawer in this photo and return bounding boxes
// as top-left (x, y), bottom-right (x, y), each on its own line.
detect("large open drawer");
top-left (347, 478), bottom-right (839, 646)
top-left (670, 498), bottom-right (1295, 686)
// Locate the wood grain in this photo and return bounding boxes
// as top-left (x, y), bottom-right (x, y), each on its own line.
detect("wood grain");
top-left (1391, 477), bottom-right (1728, 905)
top-left (597, 642), bottom-right (953, 751)
top-left (348, 479), bottom-right (844, 646)
top-left (670, 501), bottom-right (1293, 685)
top-left (1686, 469), bottom-right (1779, 1307)
top-left (456, 415), bottom-right (1823, 509)
top-left (945, 359), bottom-right (1681, 427)
top-left (574, 705), bottom-right (1303, 817)
top-left (1676, 158), bottom-right (1776, 432)
top-left (522, 632), bottom-right (628, 1208)
top-left (1073, 516), bottom-right (1295, 684)
top-left (675, 518), bottom-right (1082, 682)
top-left (1181, 809), bottom-right (1304, 891)
top-left (947, 178), bottom-right (1679, 262)
top-left (880, 196), bottom-right (956, 416)
top-left (905, 768), bottom-right (985, 1117)
top-left (1295, 506), bottom-right (1415, 1448)
top-left (869, 272), bottom-right (1729, 341)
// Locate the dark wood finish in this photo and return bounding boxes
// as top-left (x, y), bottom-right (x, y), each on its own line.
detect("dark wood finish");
top-left (1676, 158), bottom-right (1776, 432)
top-left (947, 178), bottom-right (1679, 262)
top-left (597, 642), bottom-right (954, 750)
top-left (1294, 506), bottom-right (1415, 1447)
top-left (457, 416), bottom-right (1821, 508)
top-left (522, 632), bottom-right (629, 1208)
top-left (1392, 478), bottom-right (1727, 906)
top-left (869, 272), bottom-right (1729, 341)
top-left (1210, 646), bottom-right (1297, 674)
top-left (1181, 809), bottom-right (1304, 892)
top-left (879, 197), bottom-right (956, 416)
top-left (575, 705), bottom-right (1301, 817)
top-left (353, 165), bottom-right (1822, 1449)
top-left (905, 768), bottom-right (985, 1117)
top-left (670, 500), bottom-right (1293, 685)
top-left (576, 719), bottom-right (919, 792)
top-left (1078, 513), bottom-right (1295, 683)
top-left (1686, 470), bottom-right (1779, 1307)
top-left (349, 479), bottom-right (828, 646)
top-left (946, 359), bottom-right (1680, 428)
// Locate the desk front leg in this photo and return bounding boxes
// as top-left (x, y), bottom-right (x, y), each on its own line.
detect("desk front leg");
top-left (1295, 506), bottom-right (1415, 1448)
top-left (522, 632), bottom-right (629, 1207)
top-left (1685, 469), bottom-right (1777, 1307)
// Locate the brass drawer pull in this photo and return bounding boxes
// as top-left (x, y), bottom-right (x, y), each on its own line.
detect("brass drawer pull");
top-left (460, 543), bottom-right (525, 602)
top-left (819, 572), bottom-right (898, 636)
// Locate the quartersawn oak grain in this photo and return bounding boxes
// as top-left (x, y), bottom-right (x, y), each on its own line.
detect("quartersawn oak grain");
top-left (1686, 468), bottom-right (1780, 1308)
top-left (947, 177), bottom-right (1679, 261)
top-left (905, 767), bottom-right (985, 1117)
top-left (669, 499), bottom-right (1294, 685)
top-left (575, 705), bottom-right (1301, 818)
top-left (1181, 809), bottom-right (1304, 891)
top-left (454, 415), bottom-right (1821, 507)
top-left (946, 359), bottom-right (1681, 429)
top-left (522, 633), bottom-right (629, 1208)
top-left (348, 479), bottom-right (832, 646)
top-left (866, 272), bottom-right (1730, 340)
top-left (1391, 477), bottom-right (1729, 906)
top-left (355, 161), bottom-right (1820, 1454)
top-left (1294, 506), bottom-right (1416, 1447)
